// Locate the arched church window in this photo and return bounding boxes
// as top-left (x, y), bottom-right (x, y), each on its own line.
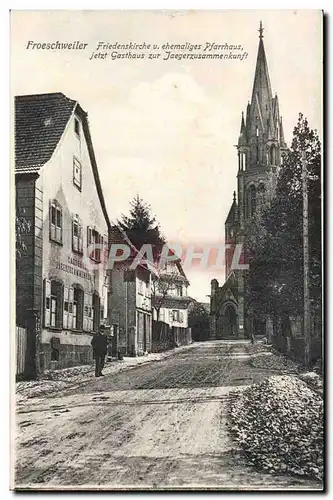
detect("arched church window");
top-left (246, 185), bottom-right (256, 218)
top-left (256, 127), bottom-right (259, 162)
top-left (270, 145), bottom-right (277, 165)
top-left (258, 183), bottom-right (266, 210)
top-left (250, 185), bottom-right (256, 215)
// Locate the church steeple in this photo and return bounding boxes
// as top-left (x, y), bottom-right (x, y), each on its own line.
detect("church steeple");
top-left (249, 21), bottom-right (273, 136)
top-left (236, 23), bottom-right (287, 173)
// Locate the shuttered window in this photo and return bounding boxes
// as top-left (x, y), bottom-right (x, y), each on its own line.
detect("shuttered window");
top-left (72, 215), bottom-right (83, 254)
top-left (87, 226), bottom-right (103, 262)
top-left (73, 287), bottom-right (84, 330)
top-left (49, 201), bottom-right (63, 244)
top-left (44, 279), bottom-right (63, 328)
top-left (83, 292), bottom-right (93, 332)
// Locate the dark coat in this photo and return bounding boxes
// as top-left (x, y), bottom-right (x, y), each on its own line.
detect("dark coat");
top-left (91, 333), bottom-right (108, 355)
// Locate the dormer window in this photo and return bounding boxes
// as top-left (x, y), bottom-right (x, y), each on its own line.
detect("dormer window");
top-left (74, 117), bottom-right (80, 137)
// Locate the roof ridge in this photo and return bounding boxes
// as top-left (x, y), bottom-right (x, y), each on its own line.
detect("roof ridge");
top-left (15, 91), bottom-right (74, 100)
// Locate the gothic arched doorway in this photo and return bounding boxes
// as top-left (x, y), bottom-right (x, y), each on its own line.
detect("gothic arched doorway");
top-left (223, 303), bottom-right (237, 337)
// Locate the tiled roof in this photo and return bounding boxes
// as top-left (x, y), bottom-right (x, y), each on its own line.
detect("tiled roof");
top-left (15, 91), bottom-right (111, 231)
top-left (15, 92), bottom-right (76, 172)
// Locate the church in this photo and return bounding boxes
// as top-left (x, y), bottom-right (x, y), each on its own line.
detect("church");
top-left (210, 23), bottom-right (288, 340)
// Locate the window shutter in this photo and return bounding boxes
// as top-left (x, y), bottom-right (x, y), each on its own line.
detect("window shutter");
top-left (68, 287), bottom-right (74, 330)
top-left (83, 292), bottom-right (89, 331)
top-left (88, 294), bottom-right (93, 331)
top-left (72, 218), bottom-right (75, 251)
top-left (79, 222), bottom-right (83, 253)
top-left (56, 209), bottom-right (62, 242)
top-left (100, 235), bottom-right (104, 263)
top-left (87, 226), bottom-right (92, 259)
top-left (63, 285), bottom-right (69, 329)
top-left (43, 279), bottom-right (51, 327)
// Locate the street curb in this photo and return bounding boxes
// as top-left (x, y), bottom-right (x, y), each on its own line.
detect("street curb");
top-left (16, 343), bottom-right (197, 402)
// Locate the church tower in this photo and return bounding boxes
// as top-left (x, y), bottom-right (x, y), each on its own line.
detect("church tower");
top-left (210, 22), bottom-right (288, 340)
top-left (237, 21), bottom-right (287, 233)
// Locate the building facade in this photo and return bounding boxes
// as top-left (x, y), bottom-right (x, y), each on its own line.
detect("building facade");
top-left (152, 260), bottom-right (192, 348)
top-left (153, 260), bottom-right (190, 329)
top-left (210, 24), bottom-right (288, 340)
top-left (109, 226), bottom-right (152, 357)
top-left (15, 92), bottom-right (110, 374)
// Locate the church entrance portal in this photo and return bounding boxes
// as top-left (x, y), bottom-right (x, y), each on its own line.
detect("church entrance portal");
top-left (224, 304), bottom-right (237, 337)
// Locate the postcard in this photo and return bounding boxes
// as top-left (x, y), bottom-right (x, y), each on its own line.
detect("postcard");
top-left (11, 9), bottom-right (323, 491)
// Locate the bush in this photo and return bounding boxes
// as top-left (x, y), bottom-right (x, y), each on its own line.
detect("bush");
top-left (229, 375), bottom-right (323, 481)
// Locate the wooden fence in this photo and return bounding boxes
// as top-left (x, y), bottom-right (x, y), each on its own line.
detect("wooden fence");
top-left (16, 326), bottom-right (27, 378)
top-left (152, 321), bottom-right (192, 353)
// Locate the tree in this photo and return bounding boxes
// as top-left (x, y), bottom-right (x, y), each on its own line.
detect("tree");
top-left (118, 195), bottom-right (165, 261)
top-left (247, 114), bottom-right (321, 320)
top-left (151, 270), bottom-right (181, 322)
top-left (188, 300), bottom-right (210, 341)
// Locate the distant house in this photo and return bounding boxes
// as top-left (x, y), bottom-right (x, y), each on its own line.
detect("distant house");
top-left (108, 226), bottom-right (153, 357)
top-left (15, 92), bottom-right (110, 375)
top-left (152, 260), bottom-right (190, 328)
top-left (152, 259), bottom-right (192, 350)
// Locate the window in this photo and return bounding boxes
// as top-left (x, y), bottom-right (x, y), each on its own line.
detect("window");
top-left (138, 280), bottom-right (144, 295)
top-left (72, 215), bottom-right (83, 254)
top-left (63, 286), bottom-right (72, 329)
top-left (270, 145), bottom-right (277, 166)
top-left (144, 281), bottom-right (151, 298)
top-left (73, 157), bottom-right (82, 190)
top-left (73, 286), bottom-right (84, 330)
top-left (172, 310), bottom-right (180, 322)
top-left (256, 127), bottom-right (259, 162)
top-left (87, 227), bottom-right (103, 262)
top-left (176, 285), bottom-right (183, 297)
top-left (44, 279), bottom-right (63, 328)
top-left (49, 200), bottom-right (62, 244)
top-left (257, 184), bottom-right (266, 211)
top-left (83, 293), bottom-right (93, 332)
top-left (246, 185), bottom-right (256, 219)
top-left (74, 117), bottom-right (80, 137)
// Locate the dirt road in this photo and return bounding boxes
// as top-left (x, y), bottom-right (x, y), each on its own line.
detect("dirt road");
top-left (14, 341), bottom-right (322, 490)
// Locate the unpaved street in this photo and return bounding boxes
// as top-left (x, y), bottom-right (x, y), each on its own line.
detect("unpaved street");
top-left (15, 341), bottom-right (322, 490)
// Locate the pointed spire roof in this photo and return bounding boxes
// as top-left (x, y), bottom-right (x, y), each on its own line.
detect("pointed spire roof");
top-left (225, 192), bottom-right (238, 224)
top-left (279, 116), bottom-right (287, 148)
top-left (250, 22), bottom-right (273, 131)
top-left (238, 112), bottom-right (247, 146)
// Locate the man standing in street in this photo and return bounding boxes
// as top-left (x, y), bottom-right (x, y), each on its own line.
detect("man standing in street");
top-left (91, 325), bottom-right (108, 377)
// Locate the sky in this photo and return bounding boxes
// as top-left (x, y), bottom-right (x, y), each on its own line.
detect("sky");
top-left (10, 10), bottom-right (322, 302)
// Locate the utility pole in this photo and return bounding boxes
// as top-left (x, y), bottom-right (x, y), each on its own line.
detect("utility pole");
top-left (302, 150), bottom-right (310, 367)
